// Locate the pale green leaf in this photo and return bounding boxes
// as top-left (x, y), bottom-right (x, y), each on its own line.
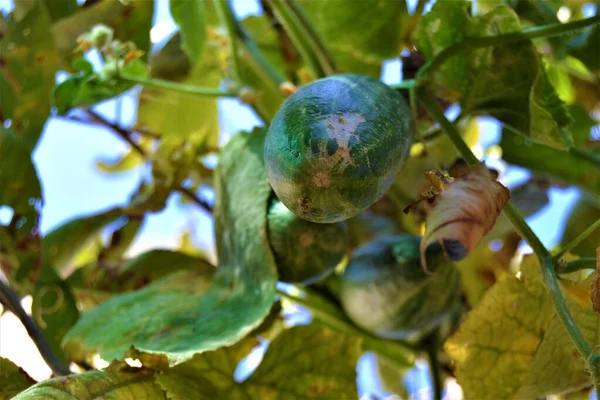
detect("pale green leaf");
top-left (64, 129), bottom-right (277, 365)
top-left (43, 208), bottom-right (122, 275)
top-left (415, 2), bottom-right (572, 148)
top-left (96, 148), bottom-right (145, 174)
top-left (0, 357), bottom-right (35, 400)
top-left (296, 0), bottom-right (409, 77)
top-left (156, 324), bottom-right (362, 399)
top-left (1, 0), bottom-right (60, 150)
top-left (12, 370), bottom-right (166, 400)
top-left (51, 0), bottom-right (153, 60)
top-left (136, 33), bottom-right (220, 148)
top-left (170, 0), bottom-right (205, 63)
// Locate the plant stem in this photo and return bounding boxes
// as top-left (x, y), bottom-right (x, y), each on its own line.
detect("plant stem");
top-left (554, 218), bottom-right (600, 261)
top-left (119, 72), bottom-right (238, 98)
top-left (418, 88), bottom-right (600, 373)
top-left (267, 0), bottom-right (332, 78)
top-left (0, 277), bottom-right (71, 376)
top-left (418, 90), bottom-right (478, 165)
top-left (425, 337), bottom-right (443, 400)
top-left (556, 257), bottom-right (597, 274)
top-left (214, 0), bottom-right (242, 84)
top-left (417, 15), bottom-right (600, 81)
top-left (276, 287), bottom-right (415, 367)
top-left (388, 80), bottom-right (417, 90)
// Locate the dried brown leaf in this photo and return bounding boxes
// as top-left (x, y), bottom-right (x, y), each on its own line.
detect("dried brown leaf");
top-left (420, 162), bottom-right (510, 270)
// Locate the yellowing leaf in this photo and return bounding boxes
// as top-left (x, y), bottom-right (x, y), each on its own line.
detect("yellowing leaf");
top-left (446, 256), bottom-right (599, 399)
top-left (421, 163), bottom-right (510, 269)
top-left (12, 370), bottom-right (166, 399)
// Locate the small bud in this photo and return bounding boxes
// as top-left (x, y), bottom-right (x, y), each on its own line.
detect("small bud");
top-left (279, 82), bottom-right (297, 96)
top-left (89, 24), bottom-right (114, 50)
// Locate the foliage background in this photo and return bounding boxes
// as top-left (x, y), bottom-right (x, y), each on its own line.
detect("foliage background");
top-left (0, 0), bottom-right (598, 399)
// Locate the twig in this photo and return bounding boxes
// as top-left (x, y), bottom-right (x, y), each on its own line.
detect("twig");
top-left (425, 334), bottom-right (443, 400)
top-left (0, 276), bottom-right (71, 376)
top-left (556, 257), bottom-right (597, 274)
top-left (83, 109), bottom-right (147, 157)
top-left (119, 72), bottom-right (239, 98)
top-left (554, 219), bottom-right (600, 261)
top-left (175, 187), bottom-right (213, 214)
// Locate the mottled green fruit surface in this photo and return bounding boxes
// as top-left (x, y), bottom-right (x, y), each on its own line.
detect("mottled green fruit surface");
top-left (264, 74), bottom-right (413, 223)
top-left (340, 234), bottom-right (460, 341)
top-left (268, 198), bottom-right (347, 284)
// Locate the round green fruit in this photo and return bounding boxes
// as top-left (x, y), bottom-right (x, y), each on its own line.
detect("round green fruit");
top-left (267, 198), bottom-right (347, 284)
top-left (264, 74), bottom-right (413, 223)
top-left (340, 234), bottom-right (460, 341)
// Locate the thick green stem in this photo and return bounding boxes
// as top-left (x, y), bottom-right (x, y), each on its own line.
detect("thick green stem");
top-left (388, 80), bottom-right (417, 90)
top-left (425, 339), bottom-right (443, 400)
top-left (554, 218), bottom-right (600, 261)
top-left (276, 287), bottom-right (415, 367)
top-left (268, 0), bottom-right (332, 78)
top-left (557, 257), bottom-right (597, 274)
top-left (119, 72), bottom-right (238, 97)
top-left (418, 88), bottom-right (600, 372)
top-left (417, 15), bottom-right (600, 81)
top-left (213, 0), bottom-right (242, 84)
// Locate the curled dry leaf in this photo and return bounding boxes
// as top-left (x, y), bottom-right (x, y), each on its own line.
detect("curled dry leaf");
top-left (419, 162), bottom-right (510, 270)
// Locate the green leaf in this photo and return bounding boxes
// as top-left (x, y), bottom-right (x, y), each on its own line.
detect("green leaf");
top-left (295, 0), bottom-right (409, 77)
top-left (12, 370), bottom-right (167, 399)
top-left (446, 256), bottom-right (598, 399)
top-left (500, 128), bottom-right (600, 196)
top-left (374, 354), bottom-right (410, 398)
top-left (170, 0), bottom-right (205, 63)
top-left (32, 265), bottom-right (79, 365)
top-left (415, 2), bottom-right (572, 148)
top-left (567, 103), bottom-right (597, 147)
top-left (560, 194), bottom-right (600, 258)
top-left (155, 324), bottom-right (362, 399)
top-left (51, 0), bottom-right (153, 60)
top-left (0, 128), bottom-right (42, 237)
top-left (0, 357), bottom-right (35, 400)
top-left (96, 149), bottom-right (145, 174)
top-left (64, 129), bottom-right (278, 365)
top-left (117, 249), bottom-right (215, 291)
top-left (568, 25), bottom-right (600, 73)
top-left (52, 57), bottom-right (148, 115)
top-left (43, 208), bottom-right (123, 275)
top-left (1, 0), bottom-right (61, 150)
top-left (135, 33), bottom-right (220, 149)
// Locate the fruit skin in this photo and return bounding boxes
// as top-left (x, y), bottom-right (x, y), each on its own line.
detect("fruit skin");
top-left (267, 198), bottom-right (347, 284)
top-left (340, 234), bottom-right (460, 341)
top-left (264, 74), bottom-right (413, 223)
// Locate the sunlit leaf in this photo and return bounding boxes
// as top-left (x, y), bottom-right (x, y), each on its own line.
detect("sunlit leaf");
top-left (155, 324), bottom-right (362, 399)
top-left (0, 357), bottom-right (35, 400)
top-left (12, 370), bottom-right (166, 399)
top-left (568, 25), bottom-right (600, 73)
top-left (0, 0), bottom-right (60, 150)
top-left (416, 2), bottom-right (572, 148)
top-left (446, 256), bottom-right (598, 399)
top-left (296, 0), bottom-right (409, 77)
top-left (63, 129), bottom-right (277, 365)
top-left (43, 208), bottom-right (122, 275)
top-left (170, 0), bottom-right (205, 63)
